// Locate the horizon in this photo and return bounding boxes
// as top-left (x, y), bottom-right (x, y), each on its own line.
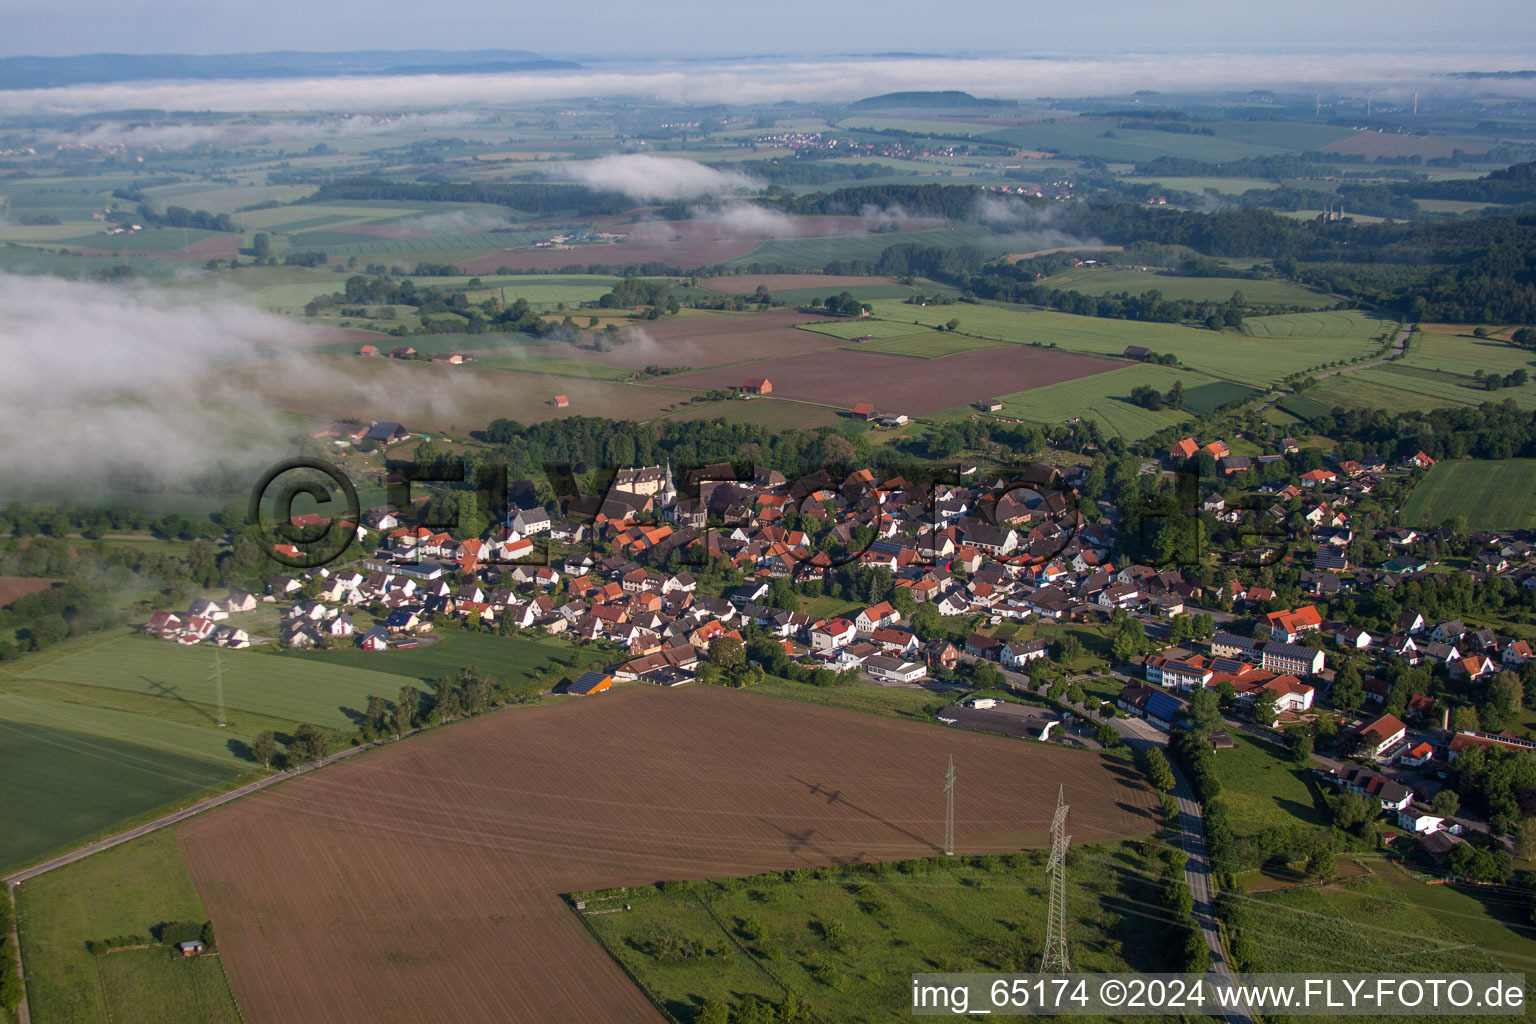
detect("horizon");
top-left (0, 0), bottom-right (1533, 60)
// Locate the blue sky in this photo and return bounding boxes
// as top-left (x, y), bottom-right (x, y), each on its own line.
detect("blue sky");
top-left (1, 0), bottom-right (1532, 57)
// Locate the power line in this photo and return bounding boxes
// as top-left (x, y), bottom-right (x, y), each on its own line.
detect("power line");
top-left (1041, 784), bottom-right (1071, 972)
top-left (943, 754), bottom-right (955, 857)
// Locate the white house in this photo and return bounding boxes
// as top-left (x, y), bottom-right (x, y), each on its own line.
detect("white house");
top-left (809, 618), bottom-right (857, 652)
top-left (1397, 809), bottom-right (1446, 834)
top-left (1001, 639), bottom-right (1050, 670)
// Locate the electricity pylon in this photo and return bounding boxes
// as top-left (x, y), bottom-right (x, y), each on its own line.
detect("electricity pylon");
top-left (943, 755), bottom-right (955, 856)
top-left (1041, 785), bottom-right (1071, 973)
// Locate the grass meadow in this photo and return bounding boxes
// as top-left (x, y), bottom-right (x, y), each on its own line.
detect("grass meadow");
top-left (15, 830), bottom-right (241, 1024)
top-left (1239, 860), bottom-right (1536, 974)
top-left (578, 842), bottom-right (1175, 1024)
top-left (1209, 731), bottom-right (1329, 837)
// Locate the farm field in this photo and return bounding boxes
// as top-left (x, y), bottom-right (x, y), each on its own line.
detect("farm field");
top-left (1181, 380), bottom-right (1263, 415)
top-left (697, 273), bottom-right (903, 294)
top-left (0, 576), bottom-right (62, 607)
top-left (1401, 460), bottom-right (1536, 531)
top-left (229, 353), bottom-right (707, 429)
top-left (14, 635), bottom-right (420, 731)
top-left (174, 685), bottom-right (1160, 1024)
top-left (1401, 325), bottom-right (1536, 379)
top-left (1039, 267), bottom-right (1337, 308)
top-left (844, 330), bottom-right (1004, 358)
top-left (657, 397), bottom-right (842, 430)
top-left (1307, 363), bottom-right (1536, 415)
top-left (0, 720), bottom-right (241, 871)
top-left (714, 224), bottom-right (1006, 271)
top-left (274, 628), bottom-right (604, 688)
top-left (458, 238), bottom-right (762, 274)
top-left (864, 301), bottom-right (1387, 386)
top-left (580, 841), bottom-right (1173, 1023)
top-left (15, 829), bottom-right (241, 1024)
top-left (1209, 731), bottom-right (1328, 837)
top-left (665, 344), bottom-right (1125, 415)
top-left (980, 364), bottom-right (1210, 440)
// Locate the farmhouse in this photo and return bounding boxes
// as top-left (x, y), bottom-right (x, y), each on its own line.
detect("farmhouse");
top-left (365, 421), bottom-right (410, 446)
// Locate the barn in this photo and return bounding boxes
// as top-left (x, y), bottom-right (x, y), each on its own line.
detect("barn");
top-left (565, 671), bottom-right (614, 695)
top-left (742, 377), bottom-right (773, 395)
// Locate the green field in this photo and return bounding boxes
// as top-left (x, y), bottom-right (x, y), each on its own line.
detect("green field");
top-left (771, 284), bottom-right (922, 304)
top-left (797, 318), bottom-right (932, 340)
top-left (0, 721), bottom-right (241, 871)
top-left (716, 225), bottom-right (1006, 271)
top-left (1210, 731), bottom-right (1328, 838)
top-left (59, 228), bottom-right (225, 251)
top-left (1040, 267), bottom-right (1337, 308)
top-left (866, 301), bottom-right (1386, 387)
top-left (15, 830), bottom-right (241, 1024)
top-left (578, 842), bottom-right (1176, 1023)
top-left (274, 628), bottom-right (607, 688)
top-left (983, 364), bottom-right (1208, 440)
top-left (1275, 393), bottom-right (1335, 420)
top-left (1401, 460), bottom-right (1536, 531)
top-left (845, 331), bottom-right (1004, 358)
top-left (1180, 381), bottom-right (1262, 415)
top-left (1309, 364), bottom-right (1536, 415)
top-left (15, 635), bottom-right (419, 731)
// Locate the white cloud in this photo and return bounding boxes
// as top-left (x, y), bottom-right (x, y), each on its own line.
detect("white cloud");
top-left (555, 154), bottom-right (757, 201)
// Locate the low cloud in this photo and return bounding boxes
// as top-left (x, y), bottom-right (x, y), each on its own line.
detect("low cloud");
top-left (33, 111), bottom-right (490, 151)
top-left (0, 273), bottom-right (309, 499)
top-left (3, 54), bottom-right (1536, 117)
top-left (557, 154), bottom-right (758, 201)
top-left (687, 202), bottom-right (799, 237)
top-left (393, 208), bottom-right (513, 234)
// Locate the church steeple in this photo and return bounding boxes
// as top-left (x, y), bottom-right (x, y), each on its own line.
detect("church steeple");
top-left (660, 458), bottom-right (677, 505)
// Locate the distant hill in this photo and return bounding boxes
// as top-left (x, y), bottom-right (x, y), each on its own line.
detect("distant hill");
top-left (0, 49), bottom-right (579, 89)
top-left (847, 90), bottom-right (1017, 110)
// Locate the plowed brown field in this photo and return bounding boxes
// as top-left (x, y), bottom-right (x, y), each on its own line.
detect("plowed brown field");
top-left (666, 344), bottom-right (1126, 414)
top-left (177, 686), bottom-right (1157, 1024)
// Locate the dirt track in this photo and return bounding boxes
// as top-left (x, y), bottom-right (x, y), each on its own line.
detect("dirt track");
top-left (177, 686), bottom-right (1158, 1024)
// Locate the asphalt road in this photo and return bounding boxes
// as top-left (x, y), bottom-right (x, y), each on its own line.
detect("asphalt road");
top-left (990, 665), bottom-right (1255, 1024)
